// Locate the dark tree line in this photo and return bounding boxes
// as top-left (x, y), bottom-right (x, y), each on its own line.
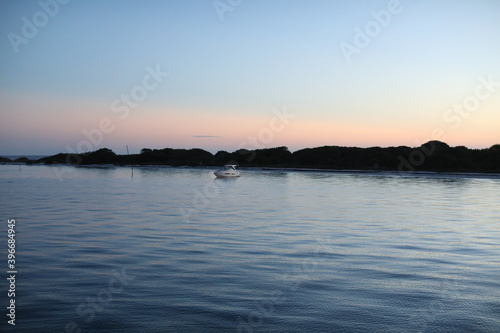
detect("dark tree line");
top-left (3, 141), bottom-right (500, 173)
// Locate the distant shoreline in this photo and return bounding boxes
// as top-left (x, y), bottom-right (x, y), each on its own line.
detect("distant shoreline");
top-left (1, 140), bottom-right (500, 174)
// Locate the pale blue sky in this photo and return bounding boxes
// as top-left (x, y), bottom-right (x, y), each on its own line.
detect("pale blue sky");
top-left (1, 0), bottom-right (499, 155)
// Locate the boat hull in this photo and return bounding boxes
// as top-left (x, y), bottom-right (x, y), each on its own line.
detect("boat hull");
top-left (214, 165), bottom-right (241, 178)
top-left (214, 171), bottom-right (240, 178)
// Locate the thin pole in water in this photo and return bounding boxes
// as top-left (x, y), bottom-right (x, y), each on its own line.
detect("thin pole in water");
top-left (126, 145), bottom-right (133, 178)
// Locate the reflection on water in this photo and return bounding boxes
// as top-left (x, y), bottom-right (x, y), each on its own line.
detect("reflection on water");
top-left (0, 165), bottom-right (499, 332)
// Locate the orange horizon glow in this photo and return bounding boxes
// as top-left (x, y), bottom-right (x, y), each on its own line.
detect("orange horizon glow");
top-left (1, 93), bottom-right (499, 155)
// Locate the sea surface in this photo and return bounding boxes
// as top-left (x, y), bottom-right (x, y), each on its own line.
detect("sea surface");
top-left (1, 164), bottom-right (499, 332)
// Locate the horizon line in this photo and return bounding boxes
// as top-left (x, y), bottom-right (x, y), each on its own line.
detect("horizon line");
top-left (2, 140), bottom-right (500, 158)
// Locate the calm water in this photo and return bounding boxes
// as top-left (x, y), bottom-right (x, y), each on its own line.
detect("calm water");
top-left (1, 164), bottom-right (499, 332)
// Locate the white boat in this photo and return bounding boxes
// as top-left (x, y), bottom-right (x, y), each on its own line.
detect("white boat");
top-left (214, 165), bottom-right (240, 178)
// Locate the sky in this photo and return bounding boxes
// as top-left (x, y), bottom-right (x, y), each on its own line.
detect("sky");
top-left (1, 0), bottom-right (499, 155)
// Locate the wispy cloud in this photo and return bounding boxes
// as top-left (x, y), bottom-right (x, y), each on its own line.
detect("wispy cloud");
top-left (192, 135), bottom-right (221, 138)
